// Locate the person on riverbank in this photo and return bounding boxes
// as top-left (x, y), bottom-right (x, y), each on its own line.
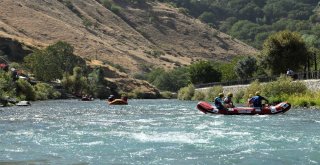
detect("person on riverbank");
top-left (224, 92), bottom-right (234, 108)
top-left (214, 93), bottom-right (227, 111)
top-left (251, 91), bottom-right (269, 108)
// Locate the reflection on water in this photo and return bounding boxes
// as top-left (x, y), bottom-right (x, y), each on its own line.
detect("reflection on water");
top-left (0, 99), bottom-right (320, 165)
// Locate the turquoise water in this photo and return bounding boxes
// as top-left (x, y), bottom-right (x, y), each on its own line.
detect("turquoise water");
top-left (0, 99), bottom-right (320, 165)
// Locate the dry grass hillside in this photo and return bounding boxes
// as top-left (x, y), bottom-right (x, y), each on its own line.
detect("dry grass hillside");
top-left (0, 0), bottom-right (258, 94)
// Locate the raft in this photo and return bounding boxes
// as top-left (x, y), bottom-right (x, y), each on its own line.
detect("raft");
top-left (16, 101), bottom-right (31, 106)
top-left (81, 96), bottom-right (94, 101)
top-left (197, 101), bottom-right (291, 115)
top-left (108, 99), bottom-right (128, 105)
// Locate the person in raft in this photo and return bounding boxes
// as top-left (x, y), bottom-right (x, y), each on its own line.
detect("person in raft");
top-left (251, 91), bottom-right (269, 108)
top-left (108, 95), bottom-right (115, 102)
top-left (214, 93), bottom-right (227, 111)
top-left (247, 94), bottom-right (253, 107)
top-left (223, 92), bottom-right (235, 108)
top-left (121, 96), bottom-right (128, 103)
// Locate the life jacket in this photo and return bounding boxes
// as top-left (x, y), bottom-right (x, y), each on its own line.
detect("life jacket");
top-left (214, 97), bottom-right (224, 110)
top-left (252, 96), bottom-right (262, 107)
top-left (224, 97), bottom-right (232, 104)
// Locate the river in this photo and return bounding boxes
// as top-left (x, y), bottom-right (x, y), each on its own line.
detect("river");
top-left (0, 99), bottom-right (319, 165)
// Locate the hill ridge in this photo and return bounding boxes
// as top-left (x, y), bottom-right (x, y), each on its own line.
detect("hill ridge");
top-left (0, 0), bottom-right (258, 94)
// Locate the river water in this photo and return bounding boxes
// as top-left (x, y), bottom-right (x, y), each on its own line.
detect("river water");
top-left (0, 99), bottom-right (319, 165)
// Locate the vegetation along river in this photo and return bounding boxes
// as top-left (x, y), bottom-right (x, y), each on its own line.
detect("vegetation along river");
top-left (0, 99), bottom-right (320, 165)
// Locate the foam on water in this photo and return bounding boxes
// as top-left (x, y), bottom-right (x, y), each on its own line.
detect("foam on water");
top-left (131, 132), bottom-right (209, 144)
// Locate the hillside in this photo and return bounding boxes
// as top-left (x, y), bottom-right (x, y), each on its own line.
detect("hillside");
top-left (166, 0), bottom-right (319, 48)
top-left (0, 0), bottom-right (257, 94)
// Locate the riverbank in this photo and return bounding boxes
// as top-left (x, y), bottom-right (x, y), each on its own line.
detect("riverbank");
top-left (179, 76), bottom-right (320, 108)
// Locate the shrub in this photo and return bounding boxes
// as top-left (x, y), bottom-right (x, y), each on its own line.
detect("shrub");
top-left (178, 7), bottom-right (189, 15)
top-left (93, 85), bottom-right (112, 99)
top-left (34, 83), bottom-right (61, 100)
top-left (127, 88), bottom-right (159, 99)
top-left (234, 90), bottom-right (245, 103)
top-left (205, 86), bottom-right (223, 101)
top-left (189, 60), bottom-right (221, 84)
top-left (263, 75), bottom-right (307, 97)
top-left (24, 41), bottom-right (86, 82)
top-left (110, 4), bottom-right (121, 14)
top-left (177, 84), bottom-right (195, 100)
top-left (192, 90), bottom-right (206, 101)
top-left (160, 91), bottom-right (177, 99)
top-left (285, 92), bottom-right (320, 108)
top-left (0, 70), bottom-right (16, 99)
top-left (16, 79), bottom-right (36, 101)
top-left (244, 80), bottom-right (263, 99)
top-left (243, 76), bottom-right (309, 105)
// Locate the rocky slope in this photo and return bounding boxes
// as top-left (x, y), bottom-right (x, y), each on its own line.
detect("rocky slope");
top-left (0, 0), bottom-right (258, 94)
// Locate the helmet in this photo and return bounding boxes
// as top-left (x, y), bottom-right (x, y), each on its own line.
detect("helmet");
top-left (227, 93), bottom-right (233, 97)
top-left (218, 93), bottom-right (224, 97)
top-left (255, 91), bottom-right (260, 95)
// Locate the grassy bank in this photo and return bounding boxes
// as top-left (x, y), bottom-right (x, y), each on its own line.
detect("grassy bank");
top-left (178, 75), bottom-right (320, 108)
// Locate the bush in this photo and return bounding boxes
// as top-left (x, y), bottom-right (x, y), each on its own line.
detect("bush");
top-left (0, 70), bottom-right (16, 99)
top-left (234, 90), bottom-right (245, 103)
top-left (192, 90), bottom-right (206, 101)
top-left (16, 79), bottom-right (36, 101)
top-left (93, 85), bottom-right (112, 99)
top-left (160, 91), bottom-right (177, 99)
top-left (34, 83), bottom-right (61, 100)
top-left (243, 75), bottom-right (308, 105)
top-left (244, 80), bottom-right (263, 99)
top-left (147, 67), bottom-right (189, 92)
top-left (127, 88), bottom-right (159, 99)
top-left (285, 91), bottom-right (320, 108)
top-left (24, 41), bottom-right (86, 82)
top-left (188, 60), bottom-right (221, 84)
top-left (177, 84), bottom-right (195, 100)
top-left (205, 86), bottom-right (223, 101)
top-left (110, 4), bottom-right (121, 14)
top-left (263, 75), bottom-right (307, 97)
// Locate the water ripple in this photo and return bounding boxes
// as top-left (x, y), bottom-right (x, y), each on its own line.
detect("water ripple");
top-left (0, 99), bottom-right (320, 164)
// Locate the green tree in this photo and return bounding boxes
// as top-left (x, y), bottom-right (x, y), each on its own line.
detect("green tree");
top-left (70, 67), bottom-right (88, 95)
top-left (234, 56), bottom-right (257, 79)
top-left (16, 79), bottom-right (36, 101)
top-left (261, 30), bottom-right (309, 75)
top-left (198, 11), bottom-right (217, 25)
top-left (146, 67), bottom-right (189, 92)
top-left (147, 68), bottom-right (165, 83)
top-left (177, 84), bottom-right (195, 100)
top-left (188, 61), bottom-right (221, 84)
top-left (87, 67), bottom-right (112, 98)
top-left (0, 70), bottom-right (16, 99)
top-left (24, 41), bottom-right (85, 82)
top-left (214, 58), bottom-right (240, 82)
top-left (229, 20), bottom-right (260, 43)
top-left (34, 83), bottom-right (61, 100)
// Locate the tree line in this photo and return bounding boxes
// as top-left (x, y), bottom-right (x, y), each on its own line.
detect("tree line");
top-left (0, 41), bottom-right (115, 104)
top-left (97, 0), bottom-right (320, 51)
top-left (158, 0), bottom-right (320, 49)
top-left (140, 30), bottom-right (315, 93)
